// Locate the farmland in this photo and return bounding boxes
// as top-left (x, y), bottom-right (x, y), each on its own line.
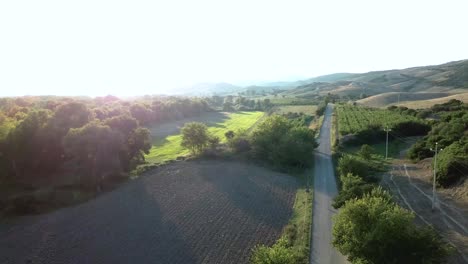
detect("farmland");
top-left (0, 161), bottom-right (299, 264)
top-left (335, 104), bottom-right (424, 135)
top-left (145, 111), bottom-right (264, 163)
top-left (274, 105), bottom-right (317, 115)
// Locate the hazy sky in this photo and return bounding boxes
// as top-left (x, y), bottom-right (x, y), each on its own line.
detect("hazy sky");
top-left (1, 0), bottom-right (467, 96)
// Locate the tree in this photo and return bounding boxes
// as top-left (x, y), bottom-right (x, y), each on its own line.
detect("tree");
top-left (333, 194), bottom-right (451, 264)
top-left (358, 144), bottom-right (373, 160)
top-left (251, 115), bottom-right (317, 168)
top-left (181, 122), bottom-right (209, 154)
top-left (64, 122), bottom-right (123, 189)
top-left (251, 237), bottom-right (296, 264)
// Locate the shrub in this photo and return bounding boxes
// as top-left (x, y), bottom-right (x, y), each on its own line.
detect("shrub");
top-left (435, 142), bottom-right (468, 186)
top-left (337, 155), bottom-right (371, 181)
top-left (332, 173), bottom-right (375, 209)
top-left (250, 237), bottom-right (296, 264)
top-left (358, 144), bottom-right (373, 160)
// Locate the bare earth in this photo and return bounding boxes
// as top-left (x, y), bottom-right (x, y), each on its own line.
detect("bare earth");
top-left (382, 159), bottom-right (468, 263)
top-left (311, 104), bottom-right (348, 264)
top-left (0, 161), bottom-right (298, 264)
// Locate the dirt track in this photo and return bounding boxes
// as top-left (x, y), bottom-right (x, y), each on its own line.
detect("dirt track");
top-left (0, 161), bottom-right (298, 264)
top-left (382, 161), bottom-right (468, 263)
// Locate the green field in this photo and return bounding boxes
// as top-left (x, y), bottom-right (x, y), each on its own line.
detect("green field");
top-left (275, 105), bottom-right (317, 115)
top-left (336, 104), bottom-right (423, 135)
top-left (145, 111), bottom-right (264, 163)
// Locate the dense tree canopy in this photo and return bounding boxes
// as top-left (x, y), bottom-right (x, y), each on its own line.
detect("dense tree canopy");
top-left (251, 115), bottom-right (317, 169)
top-left (0, 96), bottom-right (214, 188)
top-left (333, 193), bottom-right (451, 264)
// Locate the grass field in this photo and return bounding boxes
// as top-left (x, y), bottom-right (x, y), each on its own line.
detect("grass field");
top-left (275, 105), bottom-right (317, 115)
top-left (397, 92), bottom-right (468, 109)
top-left (145, 111), bottom-right (264, 164)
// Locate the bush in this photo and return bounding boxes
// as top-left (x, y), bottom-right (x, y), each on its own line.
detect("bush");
top-left (250, 237), bottom-right (296, 264)
top-left (333, 193), bottom-right (451, 264)
top-left (435, 142), bottom-right (468, 186)
top-left (332, 173), bottom-right (375, 209)
top-left (358, 144), bottom-right (373, 160)
top-left (337, 155), bottom-right (373, 182)
top-left (227, 129), bottom-right (251, 153)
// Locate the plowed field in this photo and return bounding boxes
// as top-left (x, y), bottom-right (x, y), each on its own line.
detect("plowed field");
top-left (0, 161), bottom-right (298, 264)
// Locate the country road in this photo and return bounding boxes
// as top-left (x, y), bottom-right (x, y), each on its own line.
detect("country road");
top-left (311, 104), bottom-right (348, 264)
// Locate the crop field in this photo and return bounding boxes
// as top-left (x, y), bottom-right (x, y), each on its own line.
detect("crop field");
top-left (0, 161), bottom-right (299, 264)
top-left (336, 104), bottom-right (422, 135)
top-left (145, 111), bottom-right (264, 163)
top-left (275, 105), bottom-right (317, 115)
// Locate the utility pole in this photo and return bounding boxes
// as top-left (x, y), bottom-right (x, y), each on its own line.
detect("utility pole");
top-left (384, 126), bottom-right (391, 159)
top-left (430, 143), bottom-right (442, 211)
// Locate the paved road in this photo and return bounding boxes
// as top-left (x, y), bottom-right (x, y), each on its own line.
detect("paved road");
top-left (311, 104), bottom-right (348, 264)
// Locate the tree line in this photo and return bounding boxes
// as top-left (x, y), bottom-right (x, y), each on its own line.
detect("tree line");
top-left (0, 96), bottom-right (211, 189)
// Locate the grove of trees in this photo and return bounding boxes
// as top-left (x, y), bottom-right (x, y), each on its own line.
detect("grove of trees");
top-left (0, 96), bottom-right (211, 189)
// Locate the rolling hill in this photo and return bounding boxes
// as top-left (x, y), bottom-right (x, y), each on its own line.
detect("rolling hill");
top-left (356, 92), bottom-right (453, 108)
top-left (281, 59), bottom-right (468, 98)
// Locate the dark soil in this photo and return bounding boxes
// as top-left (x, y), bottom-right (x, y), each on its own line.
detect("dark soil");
top-left (0, 160), bottom-right (298, 264)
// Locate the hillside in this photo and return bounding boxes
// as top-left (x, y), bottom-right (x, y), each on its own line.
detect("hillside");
top-left (282, 59), bottom-right (468, 98)
top-left (396, 92), bottom-right (468, 109)
top-left (356, 92), bottom-right (452, 108)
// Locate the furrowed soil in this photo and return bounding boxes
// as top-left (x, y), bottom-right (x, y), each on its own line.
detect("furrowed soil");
top-left (0, 160), bottom-right (298, 264)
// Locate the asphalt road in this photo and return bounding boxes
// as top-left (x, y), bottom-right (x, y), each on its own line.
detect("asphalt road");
top-left (311, 104), bottom-right (348, 264)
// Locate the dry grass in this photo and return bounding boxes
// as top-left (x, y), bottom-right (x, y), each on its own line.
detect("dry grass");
top-left (357, 92), bottom-right (453, 108)
top-left (396, 92), bottom-right (468, 109)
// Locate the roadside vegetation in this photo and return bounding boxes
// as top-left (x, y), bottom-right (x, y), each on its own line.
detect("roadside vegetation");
top-left (332, 145), bottom-right (452, 263)
top-left (332, 104), bottom-right (454, 263)
top-left (407, 99), bottom-right (468, 187)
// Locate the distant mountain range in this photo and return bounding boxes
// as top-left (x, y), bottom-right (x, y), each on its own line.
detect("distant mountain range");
top-left (170, 59), bottom-right (468, 98)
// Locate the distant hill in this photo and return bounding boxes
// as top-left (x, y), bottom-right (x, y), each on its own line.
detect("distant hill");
top-left (356, 92), bottom-right (452, 108)
top-left (173, 82), bottom-right (241, 96)
top-left (282, 59), bottom-right (468, 98)
top-left (173, 59), bottom-right (468, 98)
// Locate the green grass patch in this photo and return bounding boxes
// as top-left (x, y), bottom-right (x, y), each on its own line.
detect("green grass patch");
top-left (282, 170), bottom-right (313, 263)
top-left (145, 111), bottom-right (264, 164)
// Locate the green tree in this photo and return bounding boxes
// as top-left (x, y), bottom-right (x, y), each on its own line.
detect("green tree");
top-left (333, 194), bottom-right (451, 264)
top-left (251, 237), bottom-right (295, 264)
top-left (181, 122), bottom-right (209, 154)
top-left (64, 122), bottom-right (123, 188)
top-left (251, 115), bottom-right (317, 168)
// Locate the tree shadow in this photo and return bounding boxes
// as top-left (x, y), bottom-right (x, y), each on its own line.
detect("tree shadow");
top-left (0, 176), bottom-right (198, 264)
